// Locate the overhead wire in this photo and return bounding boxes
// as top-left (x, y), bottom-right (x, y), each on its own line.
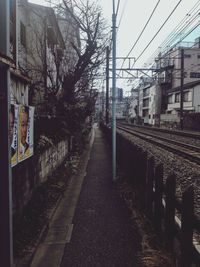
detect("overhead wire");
top-left (125, 0), bottom-right (185, 86)
top-left (158, 12), bottom-right (200, 57)
top-left (128, 1), bottom-right (200, 86)
top-left (116, 0), bottom-right (121, 17)
top-left (116, 0), bottom-right (128, 33)
top-left (126, 0), bottom-right (161, 60)
top-left (145, 0), bottom-right (200, 67)
top-left (158, 0), bottom-right (200, 53)
top-left (118, 0), bottom-right (161, 77)
top-left (132, 0), bottom-right (183, 67)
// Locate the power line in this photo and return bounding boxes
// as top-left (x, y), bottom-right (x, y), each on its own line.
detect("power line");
top-left (126, 0), bottom-right (161, 59)
top-left (118, 0), bottom-right (161, 76)
top-left (127, 43), bottom-right (198, 87)
top-left (158, 1), bottom-right (200, 52)
top-left (133, 0), bottom-right (183, 66)
top-left (145, 0), bottom-right (200, 67)
top-left (116, 0), bottom-right (121, 17)
top-left (158, 11), bottom-right (200, 56)
top-left (117, 0), bottom-right (128, 32)
top-left (158, 20), bottom-right (200, 60)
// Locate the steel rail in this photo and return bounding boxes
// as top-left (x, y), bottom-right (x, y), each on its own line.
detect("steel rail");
top-left (117, 125), bottom-right (200, 164)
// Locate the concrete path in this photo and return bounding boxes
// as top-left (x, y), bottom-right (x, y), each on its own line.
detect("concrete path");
top-left (30, 126), bottom-right (142, 267)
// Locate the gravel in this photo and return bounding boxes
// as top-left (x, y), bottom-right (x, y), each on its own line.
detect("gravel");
top-left (118, 129), bottom-right (200, 219)
top-left (125, 126), bottom-right (200, 148)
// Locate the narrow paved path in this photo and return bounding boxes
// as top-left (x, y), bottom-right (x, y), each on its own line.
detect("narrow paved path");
top-left (61, 127), bottom-right (142, 267)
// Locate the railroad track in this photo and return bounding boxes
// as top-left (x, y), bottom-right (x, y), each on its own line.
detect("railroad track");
top-left (118, 122), bottom-right (200, 140)
top-left (117, 125), bottom-right (200, 164)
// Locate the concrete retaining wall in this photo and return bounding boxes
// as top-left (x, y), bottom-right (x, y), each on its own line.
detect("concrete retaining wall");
top-left (13, 138), bottom-right (70, 215)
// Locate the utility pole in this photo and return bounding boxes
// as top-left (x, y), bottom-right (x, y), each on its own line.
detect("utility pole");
top-left (106, 46), bottom-right (110, 125)
top-left (0, 0), bottom-right (13, 266)
top-left (112, 0), bottom-right (117, 180)
top-left (101, 85), bottom-right (105, 119)
top-left (180, 48), bottom-right (184, 130)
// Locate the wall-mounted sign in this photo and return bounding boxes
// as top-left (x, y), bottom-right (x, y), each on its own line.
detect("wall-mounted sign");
top-left (9, 104), bottom-right (35, 167)
top-left (18, 105), bottom-right (35, 163)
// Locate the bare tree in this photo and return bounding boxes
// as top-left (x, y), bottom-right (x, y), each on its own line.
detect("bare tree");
top-left (56, 0), bottom-right (110, 104)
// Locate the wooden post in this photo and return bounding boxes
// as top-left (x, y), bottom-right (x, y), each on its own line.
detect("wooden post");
top-left (145, 156), bottom-right (154, 219)
top-left (181, 186), bottom-right (194, 267)
top-left (140, 151), bottom-right (148, 210)
top-left (131, 145), bottom-right (137, 186)
top-left (154, 164), bottom-right (164, 235)
top-left (165, 174), bottom-right (176, 250)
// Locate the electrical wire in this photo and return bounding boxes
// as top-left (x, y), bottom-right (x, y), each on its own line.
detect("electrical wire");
top-left (126, 0), bottom-right (161, 60)
top-left (133, 0), bottom-right (183, 67)
top-left (158, 0), bottom-right (200, 53)
top-left (126, 2), bottom-right (200, 86)
top-left (145, 0), bottom-right (200, 67)
top-left (116, 0), bottom-right (121, 17)
top-left (118, 0), bottom-right (161, 76)
top-left (158, 12), bottom-right (200, 58)
top-left (117, 0), bottom-right (128, 33)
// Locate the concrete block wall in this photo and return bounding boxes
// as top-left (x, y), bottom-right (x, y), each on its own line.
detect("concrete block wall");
top-left (39, 140), bottom-right (68, 183)
top-left (13, 138), bottom-right (69, 215)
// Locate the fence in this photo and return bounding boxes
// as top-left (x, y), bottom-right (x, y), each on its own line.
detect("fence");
top-left (101, 124), bottom-right (200, 267)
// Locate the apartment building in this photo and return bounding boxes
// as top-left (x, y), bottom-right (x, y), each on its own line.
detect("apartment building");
top-left (155, 39), bottom-right (200, 127)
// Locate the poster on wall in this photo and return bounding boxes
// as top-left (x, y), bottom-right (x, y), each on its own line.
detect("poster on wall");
top-left (18, 105), bottom-right (35, 163)
top-left (10, 104), bottom-right (18, 167)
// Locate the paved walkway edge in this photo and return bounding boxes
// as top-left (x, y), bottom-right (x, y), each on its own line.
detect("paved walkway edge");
top-left (29, 127), bottom-right (95, 267)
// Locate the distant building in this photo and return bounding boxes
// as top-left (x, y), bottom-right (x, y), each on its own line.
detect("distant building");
top-left (117, 88), bottom-right (123, 102)
top-left (116, 102), bottom-right (126, 119)
top-left (156, 39), bottom-right (200, 127)
top-left (138, 83), bottom-right (151, 124)
top-left (127, 89), bottom-right (138, 123)
top-left (110, 87), bottom-right (123, 102)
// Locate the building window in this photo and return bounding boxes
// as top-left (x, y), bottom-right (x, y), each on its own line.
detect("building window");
top-left (198, 55), bottom-right (200, 59)
top-left (143, 98), bottom-right (149, 107)
top-left (143, 88), bottom-right (149, 97)
top-left (184, 54), bottom-right (191, 58)
top-left (190, 72), bottom-right (200, 78)
top-left (20, 21), bottom-right (26, 47)
top-left (143, 110), bottom-right (148, 117)
top-left (175, 93), bottom-right (180, 103)
top-left (168, 95), bottom-right (173, 104)
top-left (183, 91), bottom-right (190, 102)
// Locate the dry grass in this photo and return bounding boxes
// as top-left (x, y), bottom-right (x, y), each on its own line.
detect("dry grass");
top-left (116, 178), bottom-right (176, 267)
top-left (140, 249), bottom-right (174, 267)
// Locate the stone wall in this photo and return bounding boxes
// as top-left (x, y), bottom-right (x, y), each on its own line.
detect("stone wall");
top-left (12, 138), bottom-right (70, 215)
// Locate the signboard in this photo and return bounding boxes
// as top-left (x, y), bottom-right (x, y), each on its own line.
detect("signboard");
top-left (9, 104), bottom-right (35, 166)
top-left (18, 105), bottom-right (34, 163)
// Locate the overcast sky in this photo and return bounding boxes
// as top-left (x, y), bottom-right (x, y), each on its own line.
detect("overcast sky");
top-left (29, 0), bottom-right (200, 91)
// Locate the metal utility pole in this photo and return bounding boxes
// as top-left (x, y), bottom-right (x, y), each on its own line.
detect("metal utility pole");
top-left (112, 0), bottom-right (117, 180)
top-left (0, 0), bottom-right (13, 266)
top-left (106, 46), bottom-right (110, 125)
top-left (101, 85), bottom-right (105, 119)
top-left (180, 48), bottom-right (184, 130)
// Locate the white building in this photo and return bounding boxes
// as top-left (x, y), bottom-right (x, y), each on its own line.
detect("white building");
top-left (148, 84), bottom-right (161, 125)
top-left (128, 89), bottom-right (138, 123)
top-left (157, 40), bottom-right (200, 114)
top-left (155, 39), bottom-right (200, 127)
top-left (138, 83), bottom-right (151, 124)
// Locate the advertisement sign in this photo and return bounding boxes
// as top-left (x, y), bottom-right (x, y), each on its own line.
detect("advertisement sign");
top-left (18, 105), bottom-right (35, 163)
